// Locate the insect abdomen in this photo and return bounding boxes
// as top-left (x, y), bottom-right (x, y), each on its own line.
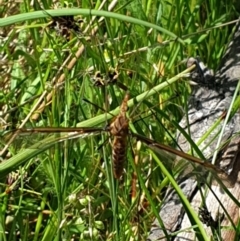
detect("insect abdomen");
top-left (112, 136), bottom-right (128, 179)
top-left (109, 92), bottom-right (130, 179)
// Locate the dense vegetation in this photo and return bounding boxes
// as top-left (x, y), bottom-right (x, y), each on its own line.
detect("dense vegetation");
top-left (0, 1), bottom-right (239, 240)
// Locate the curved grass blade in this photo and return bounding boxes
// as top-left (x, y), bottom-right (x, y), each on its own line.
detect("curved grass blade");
top-left (0, 9), bottom-right (185, 45)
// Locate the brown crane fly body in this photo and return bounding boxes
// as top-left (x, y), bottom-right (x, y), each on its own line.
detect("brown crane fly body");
top-left (109, 92), bottom-right (130, 179)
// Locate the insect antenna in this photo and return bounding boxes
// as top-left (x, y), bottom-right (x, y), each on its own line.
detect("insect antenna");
top-left (82, 98), bottom-right (115, 118)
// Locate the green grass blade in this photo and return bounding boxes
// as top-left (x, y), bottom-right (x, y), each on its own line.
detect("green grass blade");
top-left (0, 9), bottom-right (185, 44)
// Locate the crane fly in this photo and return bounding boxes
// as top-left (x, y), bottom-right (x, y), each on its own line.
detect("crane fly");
top-left (0, 92), bottom-right (231, 185)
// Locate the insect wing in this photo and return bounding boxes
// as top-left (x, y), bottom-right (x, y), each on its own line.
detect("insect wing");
top-left (0, 127), bottom-right (105, 175)
top-left (131, 132), bottom-right (230, 185)
top-left (7, 127), bottom-right (104, 150)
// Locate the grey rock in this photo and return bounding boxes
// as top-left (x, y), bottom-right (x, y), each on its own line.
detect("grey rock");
top-left (147, 20), bottom-right (240, 240)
